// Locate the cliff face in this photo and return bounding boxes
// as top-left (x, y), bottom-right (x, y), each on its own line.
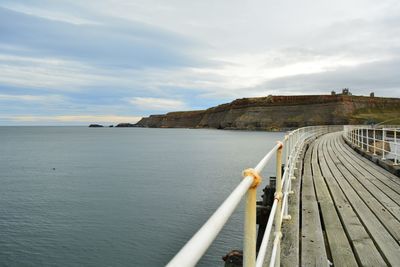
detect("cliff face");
top-left (135, 95), bottom-right (400, 130)
top-left (136, 110), bottom-right (205, 128)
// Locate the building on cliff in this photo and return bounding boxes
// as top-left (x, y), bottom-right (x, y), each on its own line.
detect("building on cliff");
top-left (340, 88), bottom-right (351, 95)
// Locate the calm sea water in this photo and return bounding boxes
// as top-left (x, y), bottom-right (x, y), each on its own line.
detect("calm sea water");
top-left (0, 127), bottom-right (284, 266)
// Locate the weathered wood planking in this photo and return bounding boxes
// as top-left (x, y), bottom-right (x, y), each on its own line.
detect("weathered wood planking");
top-left (318, 135), bottom-right (388, 266)
top-left (323, 134), bottom-right (400, 265)
top-left (311, 139), bottom-right (358, 266)
top-left (327, 138), bottom-right (400, 243)
top-left (301, 143), bottom-right (328, 266)
top-left (332, 136), bottom-right (400, 215)
top-left (335, 137), bottom-right (400, 204)
top-left (279, 131), bottom-right (400, 266)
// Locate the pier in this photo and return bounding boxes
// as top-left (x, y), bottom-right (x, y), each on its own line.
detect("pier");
top-left (283, 131), bottom-right (400, 266)
top-left (167, 125), bottom-right (400, 267)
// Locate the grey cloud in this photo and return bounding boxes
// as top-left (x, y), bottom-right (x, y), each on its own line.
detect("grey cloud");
top-left (1, 0), bottom-right (400, 125)
top-left (0, 7), bottom-right (205, 69)
top-left (258, 59), bottom-right (400, 97)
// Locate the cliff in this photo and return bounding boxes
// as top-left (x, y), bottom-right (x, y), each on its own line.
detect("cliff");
top-left (135, 95), bottom-right (400, 130)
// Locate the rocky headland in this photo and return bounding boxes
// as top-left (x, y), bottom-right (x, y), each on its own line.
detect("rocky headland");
top-left (134, 94), bottom-right (400, 131)
top-left (115, 123), bottom-right (137, 127)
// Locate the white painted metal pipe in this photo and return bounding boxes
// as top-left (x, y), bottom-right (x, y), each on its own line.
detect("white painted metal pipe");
top-left (255, 199), bottom-right (278, 267)
top-left (382, 129), bottom-right (386, 160)
top-left (274, 145), bottom-right (283, 232)
top-left (166, 175), bottom-right (254, 267)
top-left (395, 130), bottom-right (398, 165)
top-left (243, 186), bottom-right (257, 267)
top-left (254, 143), bottom-right (280, 173)
top-left (269, 233), bottom-right (282, 267)
top-left (373, 128), bottom-right (376, 155)
top-left (361, 128), bottom-right (364, 150)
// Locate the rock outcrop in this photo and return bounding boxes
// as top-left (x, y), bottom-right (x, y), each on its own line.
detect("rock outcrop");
top-left (135, 95), bottom-right (400, 130)
top-left (116, 123), bottom-right (137, 127)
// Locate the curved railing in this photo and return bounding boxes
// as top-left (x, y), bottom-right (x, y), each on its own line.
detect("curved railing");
top-left (167, 125), bottom-right (341, 267)
top-left (343, 125), bottom-right (400, 165)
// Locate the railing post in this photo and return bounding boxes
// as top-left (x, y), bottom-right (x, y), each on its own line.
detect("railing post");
top-left (356, 128), bottom-right (359, 146)
top-left (354, 128), bottom-right (356, 145)
top-left (373, 128), bottom-right (376, 155)
top-left (395, 130), bottom-right (398, 165)
top-left (351, 128), bottom-right (353, 143)
top-left (285, 136), bottom-right (289, 167)
top-left (244, 187), bottom-right (257, 267)
top-left (382, 128), bottom-right (386, 160)
top-left (355, 128), bottom-right (357, 145)
top-left (350, 129), bottom-right (353, 144)
top-left (274, 142), bottom-right (283, 267)
top-left (361, 128), bottom-right (364, 150)
top-left (243, 168), bottom-right (263, 267)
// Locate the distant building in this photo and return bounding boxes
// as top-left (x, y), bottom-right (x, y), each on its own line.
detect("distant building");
top-left (341, 88), bottom-right (351, 95)
top-left (370, 92), bottom-right (375, 97)
top-left (332, 88), bottom-right (352, 95)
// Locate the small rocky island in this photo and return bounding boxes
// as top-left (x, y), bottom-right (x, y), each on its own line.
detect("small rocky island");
top-left (88, 123), bottom-right (135, 127)
top-left (115, 123), bottom-right (137, 127)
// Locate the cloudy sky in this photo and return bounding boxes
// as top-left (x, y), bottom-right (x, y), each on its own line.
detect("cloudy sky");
top-left (1, 0), bottom-right (400, 125)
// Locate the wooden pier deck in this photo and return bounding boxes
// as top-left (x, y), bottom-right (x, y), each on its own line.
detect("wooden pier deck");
top-left (282, 132), bottom-right (400, 267)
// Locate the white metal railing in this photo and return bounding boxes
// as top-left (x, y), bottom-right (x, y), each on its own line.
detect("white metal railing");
top-left (167, 125), bottom-right (342, 267)
top-left (343, 125), bottom-right (400, 165)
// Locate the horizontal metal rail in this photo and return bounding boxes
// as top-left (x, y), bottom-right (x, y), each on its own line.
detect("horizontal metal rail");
top-left (343, 125), bottom-right (400, 165)
top-left (167, 125), bottom-right (342, 267)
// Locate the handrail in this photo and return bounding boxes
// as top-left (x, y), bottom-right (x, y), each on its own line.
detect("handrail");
top-left (167, 125), bottom-right (342, 267)
top-left (343, 125), bottom-right (400, 165)
top-left (166, 144), bottom-right (280, 267)
top-left (256, 125), bottom-right (343, 267)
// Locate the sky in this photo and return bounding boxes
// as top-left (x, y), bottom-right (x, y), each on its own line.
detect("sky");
top-left (1, 0), bottom-right (400, 125)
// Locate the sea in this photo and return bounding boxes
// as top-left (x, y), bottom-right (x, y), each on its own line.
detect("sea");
top-left (0, 127), bottom-right (284, 266)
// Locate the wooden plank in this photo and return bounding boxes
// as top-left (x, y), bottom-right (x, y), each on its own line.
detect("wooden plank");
top-left (317, 135), bottom-right (387, 266)
top-left (338, 136), bottom-right (400, 186)
top-left (333, 137), bottom-right (400, 221)
top-left (335, 139), bottom-right (400, 207)
top-left (330, 135), bottom-right (400, 220)
top-left (328, 135), bottom-right (400, 243)
top-left (310, 139), bottom-right (358, 266)
top-left (301, 143), bottom-right (328, 266)
top-left (336, 136), bottom-right (400, 200)
top-left (322, 134), bottom-right (400, 266)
